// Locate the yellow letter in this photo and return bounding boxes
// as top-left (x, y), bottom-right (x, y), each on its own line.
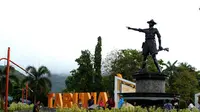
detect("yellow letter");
top-left (91, 92), bottom-right (97, 104)
top-left (84, 93), bottom-right (91, 108)
top-left (97, 92), bottom-right (108, 107)
top-left (73, 93), bottom-right (78, 104)
top-left (54, 93), bottom-right (63, 108)
top-left (48, 93), bottom-right (55, 108)
top-left (79, 93), bottom-right (85, 108)
top-left (63, 93), bottom-right (73, 108)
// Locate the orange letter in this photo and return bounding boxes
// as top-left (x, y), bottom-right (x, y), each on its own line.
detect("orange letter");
top-left (97, 92), bottom-right (108, 107)
top-left (48, 93), bottom-right (55, 108)
top-left (84, 93), bottom-right (91, 108)
top-left (91, 92), bottom-right (97, 104)
top-left (63, 93), bottom-right (73, 108)
top-left (54, 93), bottom-right (63, 108)
top-left (73, 93), bottom-right (78, 104)
top-left (79, 93), bottom-right (85, 108)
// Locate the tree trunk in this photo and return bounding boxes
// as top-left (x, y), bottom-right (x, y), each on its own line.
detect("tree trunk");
top-left (0, 96), bottom-right (3, 109)
top-left (34, 85), bottom-right (37, 104)
top-left (34, 94), bottom-right (36, 104)
top-left (0, 93), bottom-right (4, 109)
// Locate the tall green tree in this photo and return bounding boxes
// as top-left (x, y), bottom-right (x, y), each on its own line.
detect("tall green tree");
top-left (103, 49), bottom-right (164, 80)
top-left (65, 37), bottom-right (105, 92)
top-left (0, 66), bottom-right (19, 109)
top-left (22, 66), bottom-right (51, 104)
top-left (94, 36), bottom-right (102, 77)
top-left (101, 75), bottom-right (115, 96)
top-left (166, 62), bottom-right (200, 103)
top-left (170, 70), bottom-right (199, 101)
top-left (65, 50), bottom-right (94, 92)
top-left (103, 49), bottom-right (141, 80)
top-left (94, 36), bottom-right (103, 91)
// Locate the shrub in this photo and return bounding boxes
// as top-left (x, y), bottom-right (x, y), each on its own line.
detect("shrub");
top-left (56, 105), bottom-right (200, 112)
top-left (179, 99), bottom-right (187, 109)
top-left (8, 102), bottom-right (34, 111)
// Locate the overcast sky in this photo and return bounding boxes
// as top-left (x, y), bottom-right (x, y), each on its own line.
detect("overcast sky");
top-left (0, 0), bottom-right (200, 74)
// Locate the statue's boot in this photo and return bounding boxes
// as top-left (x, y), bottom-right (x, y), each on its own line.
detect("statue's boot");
top-left (152, 54), bottom-right (161, 73)
top-left (138, 61), bottom-right (147, 73)
top-left (153, 59), bottom-right (161, 73)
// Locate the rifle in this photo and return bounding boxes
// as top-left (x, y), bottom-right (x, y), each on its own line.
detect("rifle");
top-left (158, 47), bottom-right (169, 52)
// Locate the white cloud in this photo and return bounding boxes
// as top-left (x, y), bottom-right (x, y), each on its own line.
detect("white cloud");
top-left (0, 0), bottom-right (200, 74)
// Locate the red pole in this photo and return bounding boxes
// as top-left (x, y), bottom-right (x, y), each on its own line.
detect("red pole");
top-left (5, 47), bottom-right (10, 112)
top-left (22, 88), bottom-right (24, 103)
top-left (26, 83), bottom-right (28, 103)
top-left (0, 58), bottom-right (32, 76)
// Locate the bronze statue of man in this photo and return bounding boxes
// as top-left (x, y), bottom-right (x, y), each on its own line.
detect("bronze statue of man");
top-left (127, 19), bottom-right (163, 73)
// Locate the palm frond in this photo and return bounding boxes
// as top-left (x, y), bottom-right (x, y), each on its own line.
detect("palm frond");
top-left (21, 77), bottom-right (34, 87)
top-left (9, 75), bottom-right (20, 85)
top-left (2, 65), bottom-right (15, 74)
top-left (8, 81), bottom-right (13, 93)
top-left (39, 77), bottom-right (52, 88)
top-left (38, 66), bottom-right (51, 77)
top-left (29, 80), bottom-right (37, 90)
top-left (167, 61), bottom-right (172, 67)
top-left (26, 66), bottom-right (37, 77)
top-left (0, 78), bottom-right (14, 93)
top-left (38, 78), bottom-right (51, 94)
top-left (172, 60), bottom-right (178, 66)
top-left (0, 68), bottom-right (4, 75)
top-left (0, 78), bottom-right (6, 93)
top-left (162, 63), bottom-right (169, 68)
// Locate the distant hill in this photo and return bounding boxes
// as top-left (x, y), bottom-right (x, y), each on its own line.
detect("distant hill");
top-left (0, 65), bottom-right (26, 81)
top-left (48, 74), bottom-right (68, 92)
top-left (0, 65), bottom-right (68, 92)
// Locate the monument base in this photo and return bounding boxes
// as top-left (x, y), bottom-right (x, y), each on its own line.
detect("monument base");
top-left (120, 93), bottom-right (179, 107)
top-left (122, 72), bottom-right (179, 107)
top-left (133, 72), bottom-right (167, 93)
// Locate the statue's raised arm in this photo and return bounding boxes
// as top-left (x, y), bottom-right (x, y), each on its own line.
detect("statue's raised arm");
top-left (127, 26), bottom-right (145, 33)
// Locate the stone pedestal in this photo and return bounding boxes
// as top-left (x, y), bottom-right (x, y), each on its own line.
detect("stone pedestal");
top-left (133, 73), bottom-right (166, 93)
top-left (120, 72), bottom-right (179, 107)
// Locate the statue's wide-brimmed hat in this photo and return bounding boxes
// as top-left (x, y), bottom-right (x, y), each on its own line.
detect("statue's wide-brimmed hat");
top-left (147, 19), bottom-right (157, 25)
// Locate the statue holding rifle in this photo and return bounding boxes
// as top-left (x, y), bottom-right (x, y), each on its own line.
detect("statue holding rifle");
top-left (127, 19), bottom-right (168, 73)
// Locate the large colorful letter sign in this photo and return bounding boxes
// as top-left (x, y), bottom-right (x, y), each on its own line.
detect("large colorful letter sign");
top-left (48, 92), bottom-right (108, 108)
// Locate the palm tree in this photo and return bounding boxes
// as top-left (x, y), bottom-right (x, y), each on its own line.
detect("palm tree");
top-left (162, 60), bottom-right (178, 92)
top-left (0, 66), bottom-right (19, 109)
top-left (22, 66), bottom-right (52, 103)
top-left (177, 62), bottom-right (196, 72)
top-left (162, 60), bottom-right (178, 77)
